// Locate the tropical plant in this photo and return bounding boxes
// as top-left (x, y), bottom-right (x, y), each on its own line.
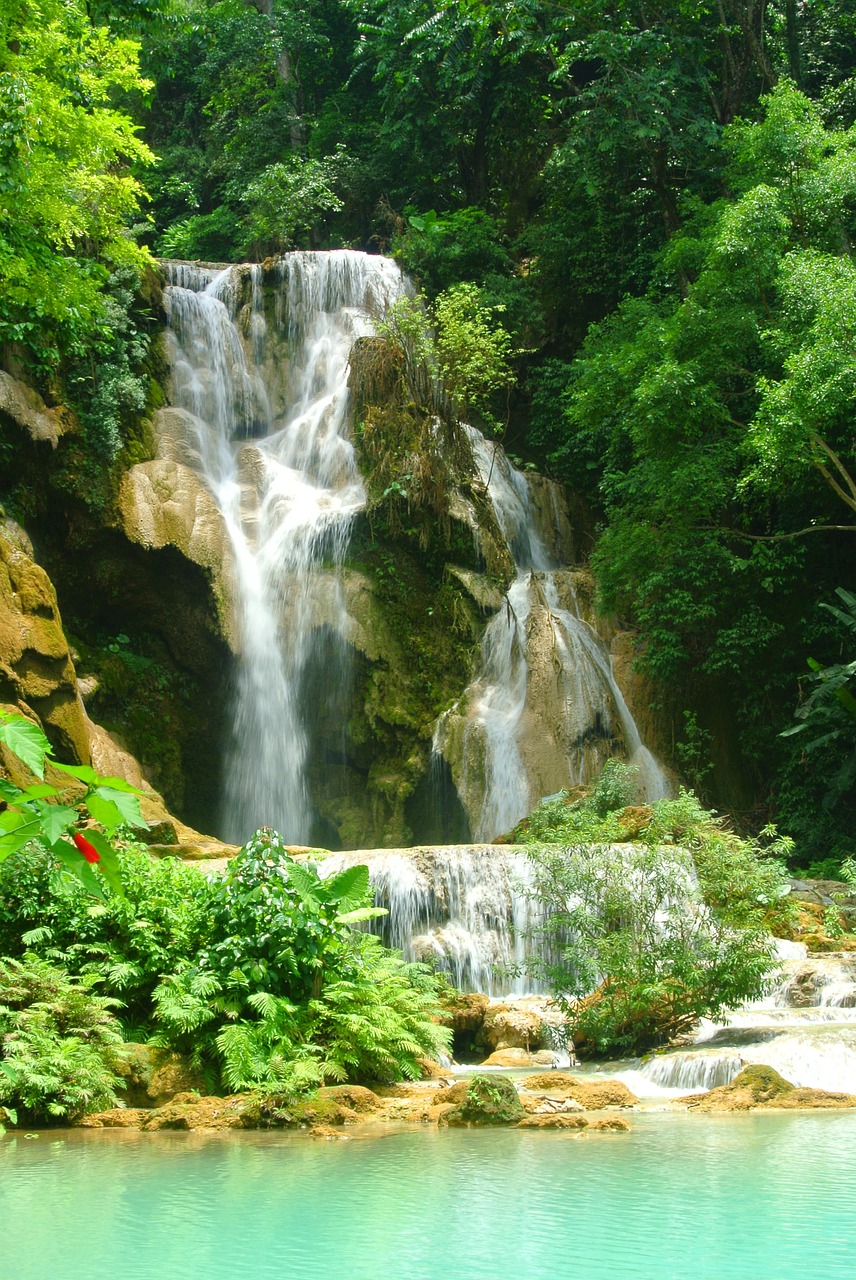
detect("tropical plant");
top-left (525, 840), bottom-right (780, 1055)
top-left (0, 954), bottom-right (124, 1122)
top-left (0, 711), bottom-right (146, 897)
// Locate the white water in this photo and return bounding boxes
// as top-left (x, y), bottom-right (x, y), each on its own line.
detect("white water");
top-left (615, 951), bottom-right (856, 1098)
top-left (435, 431), bottom-right (668, 840)
top-left (163, 252), bottom-right (402, 843)
top-left (319, 845), bottom-right (547, 996)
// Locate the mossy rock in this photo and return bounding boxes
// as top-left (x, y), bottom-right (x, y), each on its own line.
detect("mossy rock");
top-left (441, 1073), bottom-right (525, 1126)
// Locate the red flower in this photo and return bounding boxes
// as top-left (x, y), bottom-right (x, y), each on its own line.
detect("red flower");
top-left (72, 832), bottom-right (100, 864)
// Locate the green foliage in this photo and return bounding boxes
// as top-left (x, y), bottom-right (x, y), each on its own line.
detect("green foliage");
top-left (526, 840), bottom-right (781, 1056)
top-left (518, 765), bottom-right (794, 1054)
top-left (783, 587), bottom-right (856, 815)
top-left (444, 1072), bottom-right (525, 1126)
top-left (0, 954), bottom-right (123, 1122)
top-left (0, 0), bottom-right (153, 370)
top-left (0, 711), bottom-right (145, 898)
top-left (433, 283), bottom-right (515, 432)
top-left (150, 828), bottom-right (448, 1088)
top-left (238, 152), bottom-right (345, 256)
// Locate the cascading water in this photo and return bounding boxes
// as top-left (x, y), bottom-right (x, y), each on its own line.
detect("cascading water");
top-left (318, 845), bottom-right (548, 995)
top-left (163, 252), bottom-right (403, 843)
top-left (614, 948), bottom-right (856, 1097)
top-left (434, 428), bottom-right (668, 841)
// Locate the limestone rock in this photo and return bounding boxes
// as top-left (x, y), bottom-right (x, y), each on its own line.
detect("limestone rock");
top-left (440, 1074), bottom-right (526, 1126)
top-left (517, 1113), bottom-right (589, 1130)
top-left (479, 1049), bottom-right (557, 1068)
top-left (0, 370), bottom-right (73, 447)
top-left (117, 459), bottom-right (236, 648)
top-left (79, 1108), bottom-right (151, 1129)
top-left (317, 1085), bottom-right (383, 1114)
top-left (479, 996), bottom-right (566, 1052)
top-left (115, 1044), bottom-right (208, 1109)
top-left (680, 1064), bottom-right (856, 1112)
top-left (588, 1116), bottom-right (632, 1132)
top-left (0, 529), bottom-right (91, 765)
top-left (521, 1073), bottom-right (638, 1110)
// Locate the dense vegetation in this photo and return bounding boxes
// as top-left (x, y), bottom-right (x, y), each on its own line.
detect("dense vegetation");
top-left (516, 762), bottom-right (795, 1054)
top-left (2, 0), bottom-right (853, 860)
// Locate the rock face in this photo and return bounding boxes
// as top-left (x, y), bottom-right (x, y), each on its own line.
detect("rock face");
top-left (117, 449), bottom-right (236, 648)
top-left (0, 371), bottom-right (73, 448)
top-left (0, 524), bottom-right (91, 765)
top-left (680, 1064), bottom-right (856, 1112)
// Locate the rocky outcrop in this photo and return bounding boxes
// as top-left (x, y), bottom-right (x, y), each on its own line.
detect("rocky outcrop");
top-left (0, 523), bottom-right (91, 765)
top-left (440, 1074), bottom-right (526, 1126)
top-left (521, 1073), bottom-right (638, 1110)
top-left (117, 447), bottom-right (236, 648)
top-left (0, 371), bottom-right (74, 448)
top-left (680, 1064), bottom-right (856, 1112)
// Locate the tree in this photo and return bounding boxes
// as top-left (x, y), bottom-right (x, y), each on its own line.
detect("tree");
top-left (0, 0), bottom-right (153, 369)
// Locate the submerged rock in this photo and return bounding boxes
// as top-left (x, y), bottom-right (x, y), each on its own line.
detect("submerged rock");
top-left (518, 1113), bottom-right (589, 1130)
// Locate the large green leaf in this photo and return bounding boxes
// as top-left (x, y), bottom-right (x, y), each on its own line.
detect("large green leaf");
top-left (52, 762), bottom-right (99, 786)
top-left (0, 813), bottom-right (43, 863)
top-left (335, 906), bottom-right (389, 925)
top-left (0, 715), bottom-right (52, 779)
top-left (34, 803), bottom-right (79, 845)
top-left (51, 840), bottom-right (106, 900)
top-left (284, 861), bottom-right (323, 910)
top-left (91, 785), bottom-right (147, 830)
top-left (82, 830), bottom-right (125, 898)
top-left (323, 864), bottom-right (370, 909)
top-left (85, 792), bottom-right (127, 834)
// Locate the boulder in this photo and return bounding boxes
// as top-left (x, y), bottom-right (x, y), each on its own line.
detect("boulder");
top-left (521, 1073), bottom-right (638, 1110)
top-left (680, 1064), bottom-right (856, 1113)
top-left (0, 371), bottom-right (73, 448)
top-left (317, 1085), bottom-right (383, 1114)
top-left (588, 1116), bottom-right (632, 1132)
top-left (441, 1074), bottom-right (526, 1127)
top-left (115, 1044), bottom-right (208, 1109)
top-left (0, 528), bottom-right (91, 766)
top-left (480, 1049), bottom-right (557, 1068)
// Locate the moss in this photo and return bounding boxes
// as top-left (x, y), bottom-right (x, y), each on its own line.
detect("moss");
top-left (442, 1074), bottom-right (526, 1126)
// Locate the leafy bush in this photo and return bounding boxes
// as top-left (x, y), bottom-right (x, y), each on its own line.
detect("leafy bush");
top-left (151, 829), bottom-right (450, 1088)
top-left (0, 955), bottom-right (123, 1123)
top-left (526, 841), bottom-right (779, 1056)
top-left (517, 764), bottom-right (794, 1054)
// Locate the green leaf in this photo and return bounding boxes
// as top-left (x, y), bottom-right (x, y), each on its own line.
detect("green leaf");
top-left (0, 811), bottom-right (44, 863)
top-left (34, 803), bottom-right (79, 845)
top-left (91, 785), bottom-right (147, 830)
top-left (323, 864), bottom-right (370, 908)
top-left (85, 792), bottom-right (126, 834)
top-left (15, 784), bottom-right (59, 802)
top-left (284, 861), bottom-right (323, 909)
top-left (0, 715), bottom-right (52, 779)
top-left (81, 830), bottom-right (125, 898)
top-left (51, 842), bottom-right (106, 900)
top-left (52, 762), bottom-right (99, 785)
top-left (335, 906), bottom-right (389, 924)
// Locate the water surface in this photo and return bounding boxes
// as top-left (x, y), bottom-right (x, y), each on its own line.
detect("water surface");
top-left (1, 1115), bottom-right (852, 1280)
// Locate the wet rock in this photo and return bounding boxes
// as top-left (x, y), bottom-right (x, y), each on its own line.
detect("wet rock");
top-left (518, 1113), bottom-right (589, 1130)
top-left (521, 1073), bottom-right (638, 1110)
top-left (440, 991), bottom-right (490, 1034)
top-left (317, 1086), bottom-right (383, 1114)
top-left (116, 1044), bottom-right (208, 1109)
top-left (440, 1074), bottom-right (526, 1127)
top-left (588, 1117), bottom-right (632, 1132)
top-left (79, 1108), bottom-right (150, 1129)
top-left (0, 371), bottom-right (73, 448)
top-left (479, 1049), bottom-right (557, 1067)
top-left (680, 1064), bottom-right (856, 1112)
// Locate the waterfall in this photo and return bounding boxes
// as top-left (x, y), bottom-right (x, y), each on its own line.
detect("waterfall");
top-left (162, 252), bottom-right (403, 843)
top-left (434, 429), bottom-right (668, 841)
top-left (319, 845), bottom-right (549, 996)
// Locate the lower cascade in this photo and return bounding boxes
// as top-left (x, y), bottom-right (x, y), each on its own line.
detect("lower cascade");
top-left (319, 845), bottom-right (546, 996)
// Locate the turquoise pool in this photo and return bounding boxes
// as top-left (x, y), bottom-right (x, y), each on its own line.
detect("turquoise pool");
top-left (1, 1114), bottom-right (853, 1279)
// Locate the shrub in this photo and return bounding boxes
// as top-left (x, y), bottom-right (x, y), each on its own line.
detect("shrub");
top-left (0, 955), bottom-right (123, 1123)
